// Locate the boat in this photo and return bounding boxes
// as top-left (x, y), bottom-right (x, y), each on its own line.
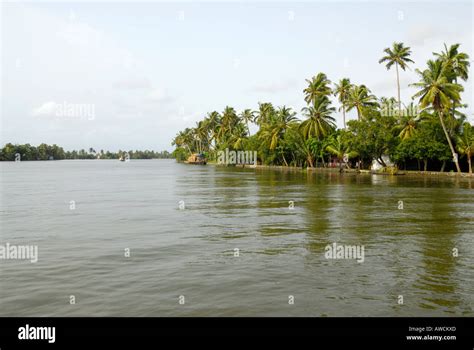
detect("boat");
top-left (185, 153), bottom-right (207, 165)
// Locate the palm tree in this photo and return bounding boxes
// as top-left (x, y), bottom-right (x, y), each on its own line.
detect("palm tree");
top-left (303, 73), bottom-right (332, 105)
top-left (379, 42), bottom-right (414, 116)
top-left (229, 123), bottom-right (248, 150)
top-left (456, 122), bottom-right (474, 174)
top-left (206, 111), bottom-right (221, 145)
top-left (300, 96), bottom-right (336, 140)
top-left (346, 85), bottom-right (378, 120)
top-left (396, 116), bottom-right (418, 140)
top-left (411, 59), bottom-right (464, 173)
top-left (333, 78), bottom-right (352, 128)
top-left (255, 102), bottom-right (275, 127)
top-left (434, 43), bottom-right (470, 82)
top-left (218, 106), bottom-right (239, 142)
top-left (325, 133), bottom-right (358, 170)
top-left (434, 43), bottom-right (470, 127)
top-left (240, 109), bottom-right (255, 136)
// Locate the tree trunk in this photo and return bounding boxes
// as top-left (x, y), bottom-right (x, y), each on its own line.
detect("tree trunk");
top-left (423, 159), bottom-right (428, 172)
top-left (396, 62), bottom-right (401, 120)
top-left (282, 152), bottom-right (288, 167)
top-left (438, 110), bottom-right (461, 173)
top-left (343, 106), bottom-right (346, 129)
top-left (417, 159), bottom-right (421, 171)
top-left (440, 160), bottom-right (446, 172)
top-left (307, 155), bottom-right (314, 168)
top-left (468, 152), bottom-right (472, 174)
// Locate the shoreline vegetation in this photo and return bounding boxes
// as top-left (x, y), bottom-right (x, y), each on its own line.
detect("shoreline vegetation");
top-left (172, 42), bottom-right (474, 175)
top-left (0, 143), bottom-right (173, 161)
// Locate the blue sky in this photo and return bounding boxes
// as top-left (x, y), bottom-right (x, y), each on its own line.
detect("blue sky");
top-left (1, 1), bottom-right (473, 151)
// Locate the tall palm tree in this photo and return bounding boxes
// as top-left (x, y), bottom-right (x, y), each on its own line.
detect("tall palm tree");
top-left (240, 109), bottom-right (255, 136)
top-left (434, 43), bottom-right (470, 82)
top-left (303, 73), bottom-right (332, 105)
top-left (379, 42), bottom-right (414, 116)
top-left (333, 78), bottom-right (352, 128)
top-left (219, 106), bottom-right (238, 142)
top-left (346, 85), bottom-right (378, 120)
top-left (300, 96), bottom-right (336, 140)
top-left (434, 43), bottom-right (470, 128)
top-left (206, 111), bottom-right (221, 144)
top-left (255, 102), bottom-right (275, 127)
top-left (411, 59), bottom-right (464, 173)
top-left (456, 122), bottom-right (474, 174)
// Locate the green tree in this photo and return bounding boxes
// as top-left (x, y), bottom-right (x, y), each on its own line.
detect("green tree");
top-left (456, 122), bottom-right (474, 174)
top-left (411, 59), bottom-right (464, 173)
top-left (378, 42), bottom-right (414, 115)
top-left (300, 96), bottom-right (336, 140)
top-left (333, 78), bottom-right (352, 129)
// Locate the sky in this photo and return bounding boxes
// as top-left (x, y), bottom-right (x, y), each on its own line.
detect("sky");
top-left (1, 0), bottom-right (473, 152)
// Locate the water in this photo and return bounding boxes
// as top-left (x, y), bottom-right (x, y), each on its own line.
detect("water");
top-left (1, 160), bottom-right (473, 316)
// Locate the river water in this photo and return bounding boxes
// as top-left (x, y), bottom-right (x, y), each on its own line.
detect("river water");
top-left (0, 160), bottom-right (473, 316)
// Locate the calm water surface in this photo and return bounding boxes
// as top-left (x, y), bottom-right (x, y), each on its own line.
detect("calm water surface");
top-left (1, 160), bottom-right (473, 316)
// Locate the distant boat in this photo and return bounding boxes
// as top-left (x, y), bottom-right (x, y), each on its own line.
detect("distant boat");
top-left (185, 153), bottom-right (207, 165)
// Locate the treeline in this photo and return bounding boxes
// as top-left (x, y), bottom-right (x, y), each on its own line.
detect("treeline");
top-left (0, 143), bottom-right (173, 161)
top-left (172, 42), bottom-right (474, 174)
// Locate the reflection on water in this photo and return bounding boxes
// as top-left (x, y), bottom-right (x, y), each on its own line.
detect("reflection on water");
top-left (0, 160), bottom-right (473, 316)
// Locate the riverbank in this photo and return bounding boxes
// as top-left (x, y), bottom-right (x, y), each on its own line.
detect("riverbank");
top-left (230, 163), bottom-right (474, 178)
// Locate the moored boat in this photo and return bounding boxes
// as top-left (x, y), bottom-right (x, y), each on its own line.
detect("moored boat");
top-left (185, 153), bottom-right (207, 165)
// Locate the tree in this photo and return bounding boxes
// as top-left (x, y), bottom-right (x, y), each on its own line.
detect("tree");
top-left (325, 131), bottom-right (358, 170)
top-left (411, 59), bottom-right (464, 173)
top-left (333, 78), bottom-right (352, 129)
top-left (303, 73), bottom-right (332, 105)
top-left (300, 96), bottom-right (336, 140)
top-left (378, 42), bottom-right (414, 116)
top-left (434, 43), bottom-right (470, 131)
top-left (346, 85), bottom-right (378, 121)
top-left (456, 122), bottom-right (474, 174)
top-left (240, 109), bottom-right (255, 137)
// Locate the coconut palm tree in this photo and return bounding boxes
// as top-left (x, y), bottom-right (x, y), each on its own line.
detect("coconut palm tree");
top-left (456, 122), bottom-right (474, 174)
top-left (229, 123), bottom-right (248, 150)
top-left (303, 73), bottom-right (332, 105)
top-left (396, 116), bottom-right (418, 140)
top-left (218, 106), bottom-right (239, 142)
top-left (255, 102), bottom-right (275, 127)
top-left (346, 85), bottom-right (378, 120)
top-left (325, 133), bottom-right (358, 170)
top-left (300, 96), bottom-right (336, 140)
top-left (434, 43), bottom-right (470, 128)
top-left (411, 59), bottom-right (464, 173)
top-left (333, 78), bottom-right (352, 128)
top-left (240, 109), bottom-right (255, 136)
top-left (434, 43), bottom-right (470, 82)
top-left (379, 42), bottom-right (414, 116)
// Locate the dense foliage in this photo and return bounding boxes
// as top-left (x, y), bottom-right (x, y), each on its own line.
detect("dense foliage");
top-left (173, 43), bottom-right (473, 173)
